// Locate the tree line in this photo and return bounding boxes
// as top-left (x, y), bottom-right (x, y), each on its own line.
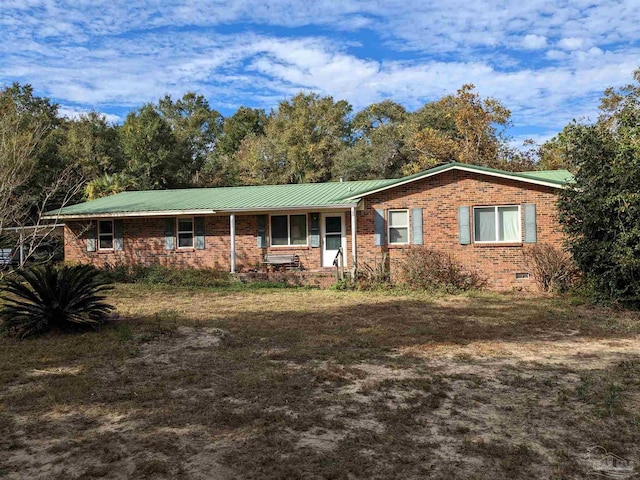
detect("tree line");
top-left (1, 82), bottom-right (570, 208)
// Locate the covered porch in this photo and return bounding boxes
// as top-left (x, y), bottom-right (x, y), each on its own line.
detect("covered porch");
top-left (227, 206), bottom-right (359, 275)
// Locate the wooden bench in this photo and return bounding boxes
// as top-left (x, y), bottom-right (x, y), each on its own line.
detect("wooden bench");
top-left (263, 253), bottom-right (301, 270)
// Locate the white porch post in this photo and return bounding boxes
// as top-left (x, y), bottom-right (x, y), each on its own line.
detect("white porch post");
top-left (230, 213), bottom-right (236, 273)
top-left (19, 230), bottom-right (24, 267)
top-left (351, 206), bottom-right (357, 274)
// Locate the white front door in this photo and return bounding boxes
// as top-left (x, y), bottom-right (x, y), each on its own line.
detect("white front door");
top-left (322, 214), bottom-right (345, 267)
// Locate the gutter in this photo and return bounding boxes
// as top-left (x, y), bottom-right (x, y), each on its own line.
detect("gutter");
top-left (1, 224), bottom-right (65, 232)
top-left (42, 203), bottom-right (361, 221)
top-left (42, 209), bottom-right (218, 220)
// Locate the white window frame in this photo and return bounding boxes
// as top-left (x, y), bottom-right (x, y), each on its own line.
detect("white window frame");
top-left (177, 217), bottom-right (195, 249)
top-left (98, 220), bottom-right (114, 251)
top-left (269, 213), bottom-right (309, 247)
top-left (387, 209), bottom-right (410, 245)
top-left (473, 205), bottom-right (522, 244)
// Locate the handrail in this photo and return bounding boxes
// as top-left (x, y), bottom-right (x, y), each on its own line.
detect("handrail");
top-left (332, 247), bottom-right (343, 267)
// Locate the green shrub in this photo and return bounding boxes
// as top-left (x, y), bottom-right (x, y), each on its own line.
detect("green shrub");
top-left (523, 244), bottom-right (578, 293)
top-left (99, 263), bottom-right (233, 288)
top-left (0, 264), bottom-right (114, 338)
top-left (558, 69), bottom-right (640, 307)
top-left (399, 247), bottom-right (486, 292)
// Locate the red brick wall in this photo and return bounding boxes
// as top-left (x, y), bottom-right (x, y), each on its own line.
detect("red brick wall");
top-left (64, 213), bottom-right (323, 272)
top-left (63, 169), bottom-right (564, 290)
top-left (354, 169), bottom-right (564, 290)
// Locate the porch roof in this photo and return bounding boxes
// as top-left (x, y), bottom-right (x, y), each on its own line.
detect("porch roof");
top-left (44, 162), bottom-right (573, 220)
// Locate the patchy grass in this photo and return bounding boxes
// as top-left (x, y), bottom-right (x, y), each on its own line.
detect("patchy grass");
top-left (1, 286), bottom-right (640, 479)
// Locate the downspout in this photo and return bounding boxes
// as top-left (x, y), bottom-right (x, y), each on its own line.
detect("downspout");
top-left (230, 213), bottom-right (236, 273)
top-left (351, 206), bottom-right (357, 277)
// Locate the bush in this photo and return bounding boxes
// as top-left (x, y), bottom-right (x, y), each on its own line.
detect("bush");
top-left (0, 264), bottom-right (113, 338)
top-left (99, 263), bottom-right (233, 288)
top-left (399, 247), bottom-right (486, 292)
top-left (331, 255), bottom-right (392, 291)
top-left (558, 69), bottom-right (640, 306)
top-left (356, 254), bottom-right (392, 290)
top-left (524, 244), bottom-right (578, 293)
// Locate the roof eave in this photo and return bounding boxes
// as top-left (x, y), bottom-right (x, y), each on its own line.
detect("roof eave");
top-left (42, 202), bottom-right (361, 220)
top-left (343, 164), bottom-right (568, 200)
top-left (42, 209), bottom-right (218, 220)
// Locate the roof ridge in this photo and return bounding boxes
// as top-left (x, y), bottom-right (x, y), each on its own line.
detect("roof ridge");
top-left (112, 177), bottom-right (397, 195)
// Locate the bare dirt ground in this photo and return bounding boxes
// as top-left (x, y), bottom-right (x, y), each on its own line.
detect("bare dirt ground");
top-left (1, 285), bottom-right (640, 479)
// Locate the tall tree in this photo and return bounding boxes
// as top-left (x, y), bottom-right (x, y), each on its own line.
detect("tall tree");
top-left (558, 68), bottom-right (640, 305)
top-left (0, 90), bottom-right (47, 230)
top-left (203, 106), bottom-right (267, 186)
top-left (537, 127), bottom-right (579, 172)
top-left (0, 84), bottom-right (83, 268)
top-left (217, 106), bottom-right (267, 158)
top-left (333, 100), bottom-right (411, 180)
top-left (120, 104), bottom-right (184, 190)
top-left (0, 83), bottom-right (66, 195)
top-left (157, 92), bottom-right (222, 185)
top-left (406, 84), bottom-right (512, 172)
top-left (60, 111), bottom-right (124, 181)
top-left (235, 92), bottom-right (351, 184)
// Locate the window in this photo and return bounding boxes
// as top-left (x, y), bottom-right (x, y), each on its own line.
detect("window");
top-left (473, 205), bottom-right (521, 243)
top-left (177, 218), bottom-right (194, 248)
top-left (270, 214), bottom-right (308, 246)
top-left (98, 220), bottom-right (114, 250)
top-left (388, 209), bottom-right (409, 245)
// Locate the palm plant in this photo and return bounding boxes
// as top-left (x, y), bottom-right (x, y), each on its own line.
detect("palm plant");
top-left (1, 264), bottom-right (113, 338)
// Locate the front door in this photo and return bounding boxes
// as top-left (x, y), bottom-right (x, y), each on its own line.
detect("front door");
top-left (322, 214), bottom-right (344, 267)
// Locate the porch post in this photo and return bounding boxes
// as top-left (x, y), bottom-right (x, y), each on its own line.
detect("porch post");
top-left (351, 206), bottom-right (357, 275)
top-left (230, 213), bottom-right (236, 273)
top-left (19, 230), bottom-right (24, 267)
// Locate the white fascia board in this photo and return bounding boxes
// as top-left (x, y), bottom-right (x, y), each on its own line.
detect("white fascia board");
top-left (42, 203), bottom-right (360, 220)
top-left (224, 203), bottom-right (359, 213)
top-left (1, 224), bottom-right (65, 232)
top-left (42, 210), bottom-right (218, 220)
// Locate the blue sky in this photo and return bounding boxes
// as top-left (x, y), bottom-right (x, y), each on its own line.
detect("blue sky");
top-left (1, 0), bottom-right (639, 145)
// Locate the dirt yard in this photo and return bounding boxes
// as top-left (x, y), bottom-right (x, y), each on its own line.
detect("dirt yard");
top-left (1, 285), bottom-right (640, 479)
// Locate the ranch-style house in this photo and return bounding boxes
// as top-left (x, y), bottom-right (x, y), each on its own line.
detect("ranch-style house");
top-left (45, 162), bottom-right (573, 290)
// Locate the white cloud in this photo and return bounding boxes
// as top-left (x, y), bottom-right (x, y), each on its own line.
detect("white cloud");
top-left (0, 0), bottom-right (638, 138)
top-left (546, 49), bottom-right (568, 60)
top-left (58, 106), bottom-right (122, 124)
top-left (558, 37), bottom-right (585, 50)
top-left (522, 34), bottom-right (547, 50)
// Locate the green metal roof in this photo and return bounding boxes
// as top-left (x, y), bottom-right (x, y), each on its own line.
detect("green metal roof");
top-left (46, 162), bottom-right (573, 219)
top-left (515, 169), bottom-right (574, 183)
top-left (45, 178), bottom-right (397, 218)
